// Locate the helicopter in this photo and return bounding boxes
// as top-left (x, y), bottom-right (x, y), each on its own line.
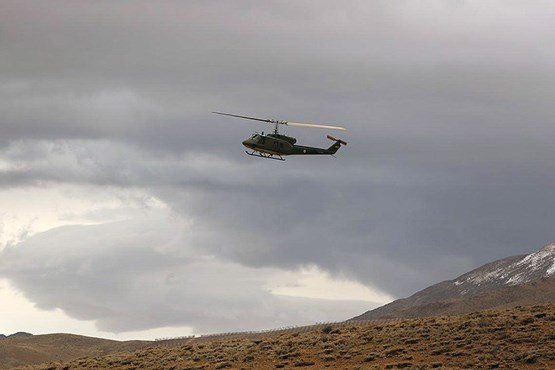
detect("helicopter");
top-left (213, 112), bottom-right (347, 161)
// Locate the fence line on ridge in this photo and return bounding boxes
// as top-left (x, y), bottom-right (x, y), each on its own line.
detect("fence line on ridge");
top-left (153, 318), bottom-right (405, 347)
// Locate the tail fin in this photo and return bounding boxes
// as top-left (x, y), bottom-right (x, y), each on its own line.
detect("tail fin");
top-left (326, 135), bottom-right (347, 154)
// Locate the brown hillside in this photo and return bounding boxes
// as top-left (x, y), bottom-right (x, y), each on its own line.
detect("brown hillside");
top-left (21, 304), bottom-right (555, 370)
top-left (0, 334), bottom-right (150, 370)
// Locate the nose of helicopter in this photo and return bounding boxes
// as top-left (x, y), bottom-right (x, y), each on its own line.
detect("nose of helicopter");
top-left (242, 138), bottom-right (254, 148)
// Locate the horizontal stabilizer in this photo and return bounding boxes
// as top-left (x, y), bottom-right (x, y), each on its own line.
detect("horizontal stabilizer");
top-left (327, 135), bottom-right (347, 146)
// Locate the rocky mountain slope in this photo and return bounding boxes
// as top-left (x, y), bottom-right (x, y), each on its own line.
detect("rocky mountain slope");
top-left (0, 334), bottom-right (150, 370)
top-left (353, 243), bottom-right (555, 320)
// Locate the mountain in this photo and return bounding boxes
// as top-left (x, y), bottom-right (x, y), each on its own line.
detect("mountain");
top-left (7, 332), bottom-right (32, 339)
top-left (0, 333), bottom-right (150, 369)
top-left (0, 332), bottom-right (32, 341)
top-left (352, 243), bottom-right (555, 320)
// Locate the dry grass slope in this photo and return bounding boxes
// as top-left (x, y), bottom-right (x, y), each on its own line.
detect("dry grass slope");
top-left (20, 304), bottom-right (555, 370)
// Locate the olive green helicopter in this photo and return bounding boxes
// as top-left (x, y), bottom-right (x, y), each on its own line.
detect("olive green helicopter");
top-left (213, 112), bottom-right (347, 161)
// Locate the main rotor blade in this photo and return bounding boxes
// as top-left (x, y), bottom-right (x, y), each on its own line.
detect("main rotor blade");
top-left (287, 122), bottom-right (346, 131)
top-left (212, 112), bottom-right (273, 123)
top-left (213, 112), bottom-right (346, 130)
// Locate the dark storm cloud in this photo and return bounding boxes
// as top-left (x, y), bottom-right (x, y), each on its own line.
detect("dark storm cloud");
top-left (2, 0), bottom-right (555, 332)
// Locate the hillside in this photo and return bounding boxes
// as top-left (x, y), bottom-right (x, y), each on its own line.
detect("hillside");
top-left (353, 243), bottom-right (555, 321)
top-left (0, 333), bottom-right (33, 339)
top-left (20, 304), bottom-right (555, 370)
top-left (0, 334), bottom-right (150, 370)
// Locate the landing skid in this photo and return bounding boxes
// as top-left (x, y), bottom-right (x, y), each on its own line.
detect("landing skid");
top-left (245, 150), bottom-right (285, 161)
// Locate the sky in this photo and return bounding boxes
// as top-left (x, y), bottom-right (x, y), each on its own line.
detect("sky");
top-left (1, 0), bottom-right (555, 340)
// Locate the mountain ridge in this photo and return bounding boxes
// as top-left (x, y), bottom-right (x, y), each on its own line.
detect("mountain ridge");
top-left (352, 243), bottom-right (555, 321)
top-left (0, 332), bottom-right (33, 340)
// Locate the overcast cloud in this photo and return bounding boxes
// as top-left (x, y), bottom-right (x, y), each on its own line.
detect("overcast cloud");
top-left (1, 0), bottom-right (555, 334)
top-left (0, 212), bottom-right (387, 333)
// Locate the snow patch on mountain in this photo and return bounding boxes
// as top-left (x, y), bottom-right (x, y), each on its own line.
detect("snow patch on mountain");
top-left (453, 243), bottom-right (555, 294)
top-left (506, 272), bottom-right (526, 285)
top-left (462, 268), bottom-right (505, 285)
top-left (515, 243), bottom-right (555, 270)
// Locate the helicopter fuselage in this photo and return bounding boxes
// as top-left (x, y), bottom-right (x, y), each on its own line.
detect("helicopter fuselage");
top-left (242, 133), bottom-right (341, 156)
